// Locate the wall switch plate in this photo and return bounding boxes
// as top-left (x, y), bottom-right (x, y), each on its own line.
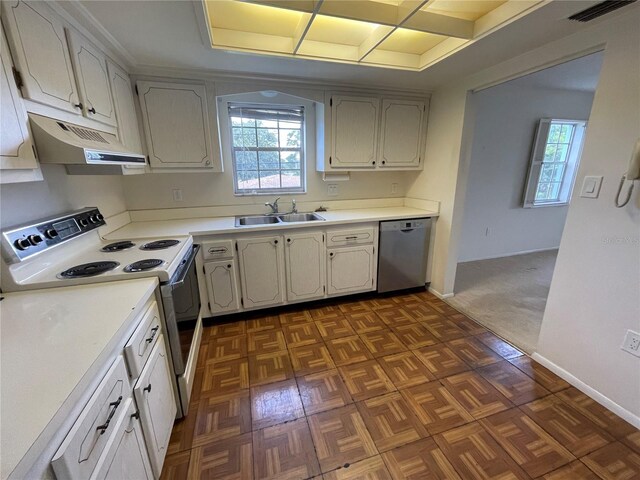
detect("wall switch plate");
top-left (580, 176), bottom-right (603, 198)
top-left (391, 183), bottom-right (399, 194)
top-left (327, 184), bottom-right (338, 197)
top-left (621, 329), bottom-right (640, 357)
top-left (172, 188), bottom-right (183, 202)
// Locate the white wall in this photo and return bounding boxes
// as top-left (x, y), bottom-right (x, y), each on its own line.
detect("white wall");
top-left (409, 7), bottom-right (640, 424)
top-left (458, 84), bottom-right (595, 262)
top-left (0, 165), bottom-right (126, 229)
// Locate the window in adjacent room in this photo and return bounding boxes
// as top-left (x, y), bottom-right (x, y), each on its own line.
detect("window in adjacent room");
top-left (523, 118), bottom-right (587, 207)
top-left (228, 103), bottom-right (305, 195)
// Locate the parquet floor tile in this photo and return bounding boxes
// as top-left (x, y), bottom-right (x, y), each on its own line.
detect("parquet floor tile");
top-left (434, 422), bottom-right (529, 479)
top-left (159, 450), bottom-right (193, 480)
top-left (422, 317), bottom-right (467, 342)
top-left (375, 307), bottom-right (417, 327)
top-left (556, 387), bottom-right (638, 439)
top-left (475, 332), bottom-right (524, 360)
top-left (477, 360), bottom-right (551, 405)
top-left (309, 304), bottom-right (344, 321)
top-left (338, 300), bottom-right (372, 315)
top-left (520, 395), bottom-right (613, 457)
top-left (480, 408), bottom-right (575, 478)
top-left (167, 402), bottom-right (198, 454)
top-left (426, 299), bottom-right (459, 316)
top-left (391, 293), bottom-right (423, 305)
top-left (209, 322), bottom-right (247, 338)
top-left (402, 302), bottom-right (442, 322)
top-left (247, 315), bottom-right (281, 332)
top-left (339, 360), bottom-right (396, 401)
top-left (279, 309), bottom-right (313, 325)
top-left (193, 391), bottom-right (252, 446)
top-left (623, 431), bottom-right (640, 454)
top-left (360, 330), bottom-right (407, 357)
top-left (581, 442), bottom-right (640, 479)
top-left (508, 356), bottom-right (571, 393)
top-left (448, 313), bottom-right (488, 335)
top-left (389, 323), bottom-right (438, 349)
top-left (325, 335), bottom-right (374, 366)
top-left (367, 296), bottom-right (402, 311)
top-left (208, 334), bottom-right (248, 361)
top-left (356, 392), bottom-right (429, 452)
top-left (248, 350), bottom-right (295, 386)
top-left (343, 311), bottom-right (387, 334)
top-left (250, 379), bottom-right (304, 430)
top-left (381, 437), bottom-right (461, 480)
top-left (297, 369), bottom-right (353, 415)
top-left (189, 433), bottom-right (253, 480)
top-left (541, 461), bottom-right (600, 480)
top-left (441, 371), bottom-right (512, 419)
top-left (282, 323), bottom-right (323, 348)
top-left (377, 351), bottom-right (435, 389)
top-left (247, 330), bottom-right (287, 353)
top-left (289, 343), bottom-right (335, 377)
top-left (252, 418), bottom-right (321, 480)
top-left (400, 382), bottom-right (474, 434)
top-left (446, 337), bottom-right (502, 368)
top-left (201, 358), bottom-right (249, 396)
top-left (323, 456), bottom-right (392, 480)
top-left (308, 404), bottom-right (378, 473)
top-left (413, 344), bottom-right (470, 379)
top-left (315, 316), bottom-right (356, 340)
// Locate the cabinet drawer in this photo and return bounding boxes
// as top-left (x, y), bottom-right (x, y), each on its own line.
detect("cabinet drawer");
top-left (202, 239), bottom-right (235, 260)
top-left (51, 356), bottom-right (130, 480)
top-left (326, 227), bottom-right (375, 247)
top-left (123, 302), bottom-right (162, 379)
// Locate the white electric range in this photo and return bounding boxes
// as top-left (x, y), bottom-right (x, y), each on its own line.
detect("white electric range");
top-left (1, 208), bottom-right (201, 417)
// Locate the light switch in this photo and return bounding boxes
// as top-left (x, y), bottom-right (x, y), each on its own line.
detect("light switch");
top-left (580, 176), bottom-right (603, 198)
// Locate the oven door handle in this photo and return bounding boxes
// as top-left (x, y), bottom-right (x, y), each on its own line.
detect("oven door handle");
top-left (170, 244), bottom-right (200, 288)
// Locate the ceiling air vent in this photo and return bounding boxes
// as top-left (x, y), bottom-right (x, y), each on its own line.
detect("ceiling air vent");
top-left (568, 0), bottom-right (637, 22)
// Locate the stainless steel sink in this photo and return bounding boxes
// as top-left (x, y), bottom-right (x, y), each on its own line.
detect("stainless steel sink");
top-left (235, 215), bottom-right (282, 227)
top-left (278, 213), bottom-right (325, 222)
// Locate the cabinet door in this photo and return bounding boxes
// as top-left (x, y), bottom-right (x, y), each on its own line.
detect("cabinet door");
top-left (91, 399), bottom-right (154, 480)
top-left (107, 60), bottom-right (142, 153)
top-left (237, 236), bottom-right (285, 309)
top-left (204, 260), bottom-right (241, 314)
top-left (66, 29), bottom-right (116, 127)
top-left (1, 1), bottom-right (81, 114)
top-left (331, 95), bottom-right (379, 168)
top-left (379, 99), bottom-right (425, 168)
top-left (133, 336), bottom-right (176, 479)
top-left (1, 25), bottom-right (37, 171)
top-left (137, 80), bottom-right (214, 169)
top-left (284, 232), bottom-right (325, 302)
top-left (327, 245), bottom-right (375, 296)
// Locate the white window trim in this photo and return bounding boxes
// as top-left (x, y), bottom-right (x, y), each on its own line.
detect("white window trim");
top-left (523, 118), bottom-right (587, 208)
top-left (217, 91), bottom-right (316, 196)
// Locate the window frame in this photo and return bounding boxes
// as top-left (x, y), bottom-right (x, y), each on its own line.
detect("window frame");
top-left (217, 91), bottom-right (316, 196)
top-left (523, 118), bottom-right (587, 208)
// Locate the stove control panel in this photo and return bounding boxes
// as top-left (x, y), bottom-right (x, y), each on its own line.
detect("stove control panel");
top-left (1, 207), bottom-right (106, 263)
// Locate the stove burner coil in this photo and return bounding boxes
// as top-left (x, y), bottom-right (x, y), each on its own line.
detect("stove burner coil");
top-left (60, 261), bottom-right (119, 278)
top-left (140, 239), bottom-right (180, 250)
top-left (124, 259), bottom-right (164, 273)
top-left (101, 241), bottom-right (136, 252)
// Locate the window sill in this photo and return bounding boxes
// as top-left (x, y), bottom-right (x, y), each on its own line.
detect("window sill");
top-left (525, 201), bottom-right (570, 208)
top-left (234, 191), bottom-right (307, 197)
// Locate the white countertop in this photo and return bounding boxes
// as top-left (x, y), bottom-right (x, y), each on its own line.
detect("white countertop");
top-left (105, 207), bottom-right (438, 239)
top-left (1, 278), bottom-right (158, 479)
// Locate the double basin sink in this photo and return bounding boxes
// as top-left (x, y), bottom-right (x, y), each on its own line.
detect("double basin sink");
top-left (235, 212), bottom-right (325, 227)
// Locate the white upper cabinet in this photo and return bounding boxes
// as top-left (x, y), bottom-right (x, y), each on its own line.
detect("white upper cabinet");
top-left (107, 60), bottom-right (143, 153)
top-left (379, 99), bottom-right (426, 168)
top-left (237, 236), bottom-right (285, 309)
top-left (1, 0), bottom-right (81, 114)
top-left (1, 25), bottom-right (37, 172)
top-left (137, 80), bottom-right (216, 169)
top-left (66, 29), bottom-right (117, 127)
top-left (284, 232), bottom-right (325, 303)
top-left (330, 95), bottom-right (380, 169)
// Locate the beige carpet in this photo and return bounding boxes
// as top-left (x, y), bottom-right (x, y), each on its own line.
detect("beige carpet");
top-left (446, 250), bottom-right (558, 354)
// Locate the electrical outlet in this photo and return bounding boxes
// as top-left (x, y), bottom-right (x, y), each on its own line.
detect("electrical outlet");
top-left (391, 183), bottom-right (399, 194)
top-left (327, 184), bottom-right (338, 197)
top-left (172, 188), bottom-right (183, 202)
top-left (621, 330), bottom-right (640, 357)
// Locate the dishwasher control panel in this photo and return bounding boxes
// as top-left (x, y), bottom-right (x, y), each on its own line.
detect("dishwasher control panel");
top-left (380, 218), bottom-right (430, 232)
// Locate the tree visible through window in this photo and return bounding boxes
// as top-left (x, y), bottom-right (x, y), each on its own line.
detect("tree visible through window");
top-left (229, 103), bottom-right (305, 194)
top-left (523, 118), bottom-right (587, 207)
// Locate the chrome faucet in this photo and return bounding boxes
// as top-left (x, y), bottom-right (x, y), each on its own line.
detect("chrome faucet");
top-left (291, 199), bottom-right (297, 214)
top-left (264, 197), bottom-right (280, 214)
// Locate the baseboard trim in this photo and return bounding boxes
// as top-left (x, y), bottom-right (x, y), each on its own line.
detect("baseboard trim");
top-left (428, 286), bottom-right (454, 299)
top-left (459, 247), bottom-right (559, 263)
top-left (531, 353), bottom-right (640, 429)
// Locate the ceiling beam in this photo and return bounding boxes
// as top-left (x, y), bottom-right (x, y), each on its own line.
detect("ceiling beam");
top-left (402, 10), bottom-right (474, 38)
top-left (357, 25), bottom-right (396, 61)
top-left (292, 0), bottom-right (323, 53)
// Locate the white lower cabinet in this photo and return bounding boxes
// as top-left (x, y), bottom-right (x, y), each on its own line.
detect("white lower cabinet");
top-left (133, 335), bottom-right (177, 478)
top-left (327, 245), bottom-right (376, 296)
top-left (237, 236), bottom-right (285, 309)
top-left (204, 260), bottom-right (241, 314)
top-left (284, 232), bottom-right (325, 302)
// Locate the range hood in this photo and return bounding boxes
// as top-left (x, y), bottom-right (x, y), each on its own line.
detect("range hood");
top-left (29, 113), bottom-right (147, 175)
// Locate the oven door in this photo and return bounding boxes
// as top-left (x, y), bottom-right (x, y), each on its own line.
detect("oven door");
top-left (161, 244), bottom-right (201, 376)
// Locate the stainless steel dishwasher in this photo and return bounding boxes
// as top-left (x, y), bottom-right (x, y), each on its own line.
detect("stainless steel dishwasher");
top-left (377, 218), bottom-right (432, 293)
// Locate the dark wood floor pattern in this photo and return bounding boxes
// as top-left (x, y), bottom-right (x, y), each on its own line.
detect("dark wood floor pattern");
top-left (162, 290), bottom-right (640, 480)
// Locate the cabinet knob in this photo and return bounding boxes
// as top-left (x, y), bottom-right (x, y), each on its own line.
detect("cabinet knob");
top-left (329, 252), bottom-right (334, 258)
top-left (287, 238), bottom-right (291, 243)
top-left (227, 264), bottom-right (231, 269)
top-left (372, 161), bottom-right (376, 165)
top-left (143, 383), bottom-right (152, 393)
top-left (381, 161), bottom-right (386, 165)
top-left (88, 107), bottom-right (96, 114)
top-left (74, 102), bottom-right (83, 110)
top-left (274, 239), bottom-right (278, 245)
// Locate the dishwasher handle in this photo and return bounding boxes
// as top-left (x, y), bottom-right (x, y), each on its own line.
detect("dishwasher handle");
top-left (400, 228), bottom-right (415, 233)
